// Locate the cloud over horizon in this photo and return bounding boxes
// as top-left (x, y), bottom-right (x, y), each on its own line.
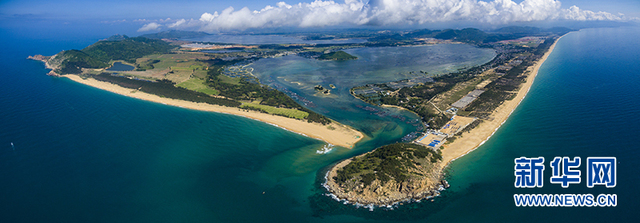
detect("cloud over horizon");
top-left (138, 0), bottom-right (634, 32)
top-left (137, 22), bottom-right (162, 32)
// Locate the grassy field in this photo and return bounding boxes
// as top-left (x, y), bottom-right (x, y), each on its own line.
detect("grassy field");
top-left (137, 53), bottom-right (208, 71)
top-left (241, 102), bottom-right (309, 120)
top-left (218, 75), bottom-right (241, 85)
top-left (114, 52), bottom-right (243, 97)
top-left (127, 53), bottom-right (211, 83)
top-left (176, 78), bottom-right (219, 95)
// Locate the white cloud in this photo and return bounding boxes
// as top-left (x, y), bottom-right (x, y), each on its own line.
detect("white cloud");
top-left (563, 5), bottom-right (624, 21)
top-left (168, 19), bottom-right (187, 28)
top-left (137, 22), bottom-right (162, 32)
top-left (141, 0), bottom-right (633, 32)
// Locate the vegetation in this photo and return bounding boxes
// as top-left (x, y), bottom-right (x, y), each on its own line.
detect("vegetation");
top-left (176, 78), bottom-right (220, 95)
top-left (433, 28), bottom-right (492, 44)
top-left (334, 143), bottom-right (442, 186)
top-left (91, 73), bottom-right (241, 107)
top-left (82, 37), bottom-right (176, 64)
top-left (354, 72), bottom-right (474, 128)
top-left (50, 37), bottom-right (176, 75)
top-left (135, 59), bottom-right (160, 71)
top-left (352, 35), bottom-right (558, 124)
top-left (104, 34), bottom-right (129, 41)
top-left (52, 50), bottom-right (109, 74)
top-left (318, 51), bottom-right (357, 61)
top-left (464, 37), bottom-right (555, 117)
top-left (50, 34), bottom-right (334, 124)
top-left (204, 59), bottom-right (332, 124)
top-left (241, 103), bottom-right (309, 120)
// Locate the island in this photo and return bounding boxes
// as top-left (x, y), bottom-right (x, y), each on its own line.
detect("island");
top-left (317, 51), bottom-right (357, 61)
top-left (314, 85), bottom-right (331, 95)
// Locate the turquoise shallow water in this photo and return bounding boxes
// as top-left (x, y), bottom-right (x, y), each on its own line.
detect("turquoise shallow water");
top-left (1, 23), bottom-right (639, 222)
top-left (250, 44), bottom-right (495, 135)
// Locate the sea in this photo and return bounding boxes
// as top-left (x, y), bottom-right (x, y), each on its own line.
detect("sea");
top-left (1, 19), bottom-right (639, 222)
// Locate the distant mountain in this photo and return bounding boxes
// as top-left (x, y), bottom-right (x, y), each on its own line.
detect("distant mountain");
top-left (544, 27), bottom-right (575, 35)
top-left (492, 26), bottom-right (542, 35)
top-left (433, 28), bottom-right (489, 44)
top-left (492, 26), bottom-right (574, 36)
top-left (139, 30), bottom-right (209, 39)
top-left (395, 26), bottom-right (574, 44)
top-left (103, 34), bottom-right (129, 41)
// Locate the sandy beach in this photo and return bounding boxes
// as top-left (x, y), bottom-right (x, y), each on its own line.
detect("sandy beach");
top-left (64, 75), bottom-right (364, 148)
top-left (437, 35), bottom-right (565, 168)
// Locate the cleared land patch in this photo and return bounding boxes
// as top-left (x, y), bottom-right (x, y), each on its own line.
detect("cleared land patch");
top-left (241, 102), bottom-right (309, 120)
top-left (176, 78), bottom-right (219, 95)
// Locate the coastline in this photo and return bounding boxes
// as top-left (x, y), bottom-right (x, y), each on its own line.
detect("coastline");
top-left (437, 34), bottom-right (564, 169)
top-left (63, 74), bottom-right (364, 148)
top-left (324, 34), bottom-right (565, 206)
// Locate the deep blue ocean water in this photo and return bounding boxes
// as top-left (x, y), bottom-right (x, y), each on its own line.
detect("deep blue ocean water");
top-left (1, 21), bottom-right (639, 222)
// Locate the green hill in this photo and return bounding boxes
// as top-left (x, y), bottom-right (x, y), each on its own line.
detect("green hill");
top-left (434, 28), bottom-right (489, 44)
top-left (318, 51), bottom-right (357, 61)
top-left (49, 36), bottom-right (176, 75)
top-left (50, 50), bottom-right (109, 74)
top-left (81, 37), bottom-right (176, 63)
top-left (334, 143), bottom-right (442, 186)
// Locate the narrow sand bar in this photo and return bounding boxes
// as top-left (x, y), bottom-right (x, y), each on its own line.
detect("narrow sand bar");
top-left (438, 35), bottom-right (565, 168)
top-left (65, 75), bottom-right (363, 148)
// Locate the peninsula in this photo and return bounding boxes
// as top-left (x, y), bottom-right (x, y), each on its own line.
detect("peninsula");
top-left (30, 35), bottom-right (364, 148)
top-left (325, 31), bottom-right (566, 206)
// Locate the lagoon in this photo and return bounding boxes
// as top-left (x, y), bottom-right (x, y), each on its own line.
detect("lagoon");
top-left (250, 44), bottom-right (496, 136)
top-left (106, 62), bottom-right (135, 71)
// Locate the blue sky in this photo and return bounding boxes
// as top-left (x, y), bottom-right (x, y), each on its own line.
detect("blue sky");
top-left (559, 0), bottom-right (639, 18)
top-left (0, 0), bottom-right (275, 19)
top-left (2, 0), bottom-right (638, 19)
top-left (1, 0), bottom-right (638, 32)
